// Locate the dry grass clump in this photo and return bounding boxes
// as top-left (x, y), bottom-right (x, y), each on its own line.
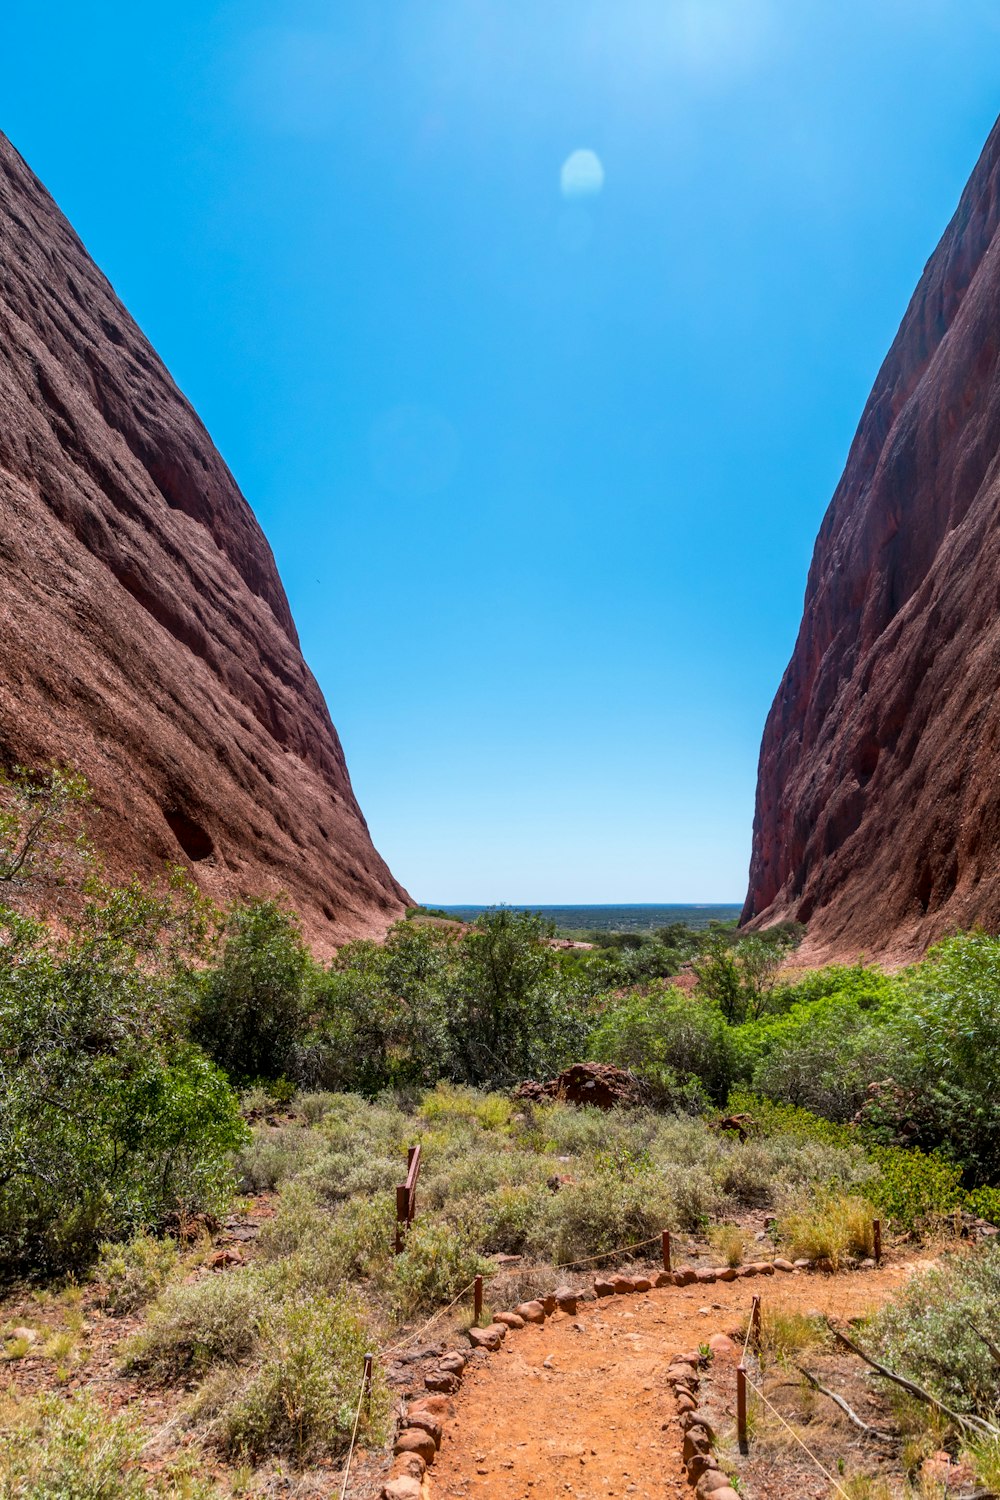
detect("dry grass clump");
top-left (123, 1269), bottom-right (264, 1379)
top-left (710, 1223), bottom-right (746, 1267)
top-left (778, 1193), bottom-right (876, 1266)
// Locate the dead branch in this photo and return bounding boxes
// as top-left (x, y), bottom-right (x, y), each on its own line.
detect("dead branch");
top-left (795, 1365), bottom-right (896, 1443)
top-left (825, 1320), bottom-right (999, 1439)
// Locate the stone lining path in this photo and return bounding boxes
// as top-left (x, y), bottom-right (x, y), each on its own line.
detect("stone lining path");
top-left (426, 1259), bottom-right (932, 1500)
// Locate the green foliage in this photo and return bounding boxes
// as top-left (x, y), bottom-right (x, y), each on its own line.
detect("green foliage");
top-left (201, 1292), bottom-right (387, 1464)
top-left (390, 1219), bottom-right (489, 1317)
top-left (589, 986), bottom-right (732, 1106)
top-left (0, 1389), bottom-right (214, 1500)
top-left (872, 1244), bottom-right (1000, 1419)
top-left (192, 901), bottom-right (315, 1083)
top-left (692, 927), bottom-right (799, 1023)
top-left (123, 1268), bottom-right (264, 1379)
top-left (0, 763), bottom-right (90, 889)
top-left (0, 883), bottom-right (246, 1279)
top-left (96, 1230), bottom-right (179, 1316)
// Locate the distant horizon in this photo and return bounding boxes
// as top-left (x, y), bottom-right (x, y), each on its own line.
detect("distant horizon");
top-left (430, 901), bottom-right (743, 909)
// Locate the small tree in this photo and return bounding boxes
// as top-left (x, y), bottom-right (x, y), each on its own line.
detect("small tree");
top-left (693, 928), bottom-right (796, 1023)
top-left (0, 764), bottom-right (90, 887)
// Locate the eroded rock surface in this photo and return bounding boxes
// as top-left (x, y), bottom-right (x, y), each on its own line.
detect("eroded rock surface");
top-left (744, 114), bottom-right (1000, 960)
top-left (0, 131), bottom-right (408, 944)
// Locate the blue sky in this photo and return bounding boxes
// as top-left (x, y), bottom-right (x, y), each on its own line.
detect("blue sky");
top-left (5, 3), bottom-right (999, 902)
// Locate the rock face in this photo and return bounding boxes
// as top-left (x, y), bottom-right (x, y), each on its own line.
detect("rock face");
top-left (744, 115), bottom-right (1000, 960)
top-left (0, 131), bottom-right (408, 945)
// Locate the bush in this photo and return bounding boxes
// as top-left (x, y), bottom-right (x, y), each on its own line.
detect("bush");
top-left (192, 902), bottom-right (315, 1083)
top-left (778, 1193), bottom-right (876, 1266)
top-left (124, 1269), bottom-right (264, 1379)
top-left (872, 1244), bottom-right (1000, 1419)
top-left (590, 987), bottom-right (732, 1105)
top-left (0, 888), bottom-right (246, 1278)
top-left (200, 1292), bottom-right (387, 1464)
top-left (0, 1389), bottom-right (213, 1499)
top-left (96, 1231), bottom-right (179, 1316)
top-left (389, 1219), bottom-right (488, 1318)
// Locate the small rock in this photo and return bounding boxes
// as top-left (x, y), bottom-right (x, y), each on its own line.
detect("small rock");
top-left (594, 1279), bottom-right (615, 1298)
top-left (394, 1429), bottom-right (437, 1464)
top-left (494, 1311), bottom-right (525, 1329)
top-left (860, 1257), bottom-right (876, 1270)
top-left (516, 1300), bottom-right (547, 1323)
top-left (716, 1267), bottom-right (737, 1282)
top-left (793, 1258), bottom-right (812, 1269)
top-left (391, 1454), bottom-right (426, 1482)
top-left (695, 1471), bottom-right (732, 1498)
top-left (674, 1267), bottom-right (697, 1286)
top-left (708, 1333), bottom-right (737, 1357)
top-left (695, 1269), bottom-right (717, 1284)
top-left (467, 1325), bottom-right (504, 1351)
top-left (208, 1247), bottom-right (244, 1271)
top-left (409, 1395), bottom-right (451, 1419)
top-left (438, 1352), bottom-right (467, 1374)
top-left (541, 1295), bottom-right (558, 1315)
top-left (424, 1370), bottom-right (460, 1393)
top-left (404, 1411), bottom-right (442, 1444)
top-left (772, 1257), bottom-right (796, 1272)
top-left (610, 1275), bottom-right (636, 1295)
top-left (653, 1271), bottom-right (674, 1288)
top-left (632, 1276), bottom-right (652, 1293)
top-left (697, 1306), bottom-right (711, 1316)
top-left (8, 1326), bottom-right (37, 1346)
top-left (383, 1479), bottom-right (422, 1500)
top-left (555, 1286), bottom-right (579, 1314)
top-left (683, 1410), bottom-right (717, 1441)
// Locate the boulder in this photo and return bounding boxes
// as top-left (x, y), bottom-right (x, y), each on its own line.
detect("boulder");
top-left (467, 1325), bottom-right (505, 1351)
top-left (555, 1286), bottom-right (579, 1314)
top-left (494, 1312), bottom-right (524, 1330)
top-left (403, 1411), bottom-right (442, 1444)
top-left (512, 1063), bottom-right (642, 1110)
top-left (383, 1480), bottom-right (422, 1500)
top-left (594, 1279), bottom-right (615, 1298)
top-left (424, 1369), bottom-right (460, 1393)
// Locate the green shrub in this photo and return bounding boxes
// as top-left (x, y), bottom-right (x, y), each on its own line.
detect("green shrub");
top-left (0, 889), bottom-right (246, 1278)
top-left (124, 1269), bottom-right (263, 1379)
top-left (192, 901), bottom-right (315, 1083)
top-left (872, 1244), bottom-right (1000, 1418)
top-left (96, 1231), bottom-right (179, 1316)
top-left (0, 1389), bottom-right (214, 1499)
top-left (388, 1219), bottom-right (488, 1318)
top-left (778, 1193), bottom-right (876, 1266)
top-left (200, 1292), bottom-right (387, 1464)
top-left (590, 987), bottom-right (732, 1105)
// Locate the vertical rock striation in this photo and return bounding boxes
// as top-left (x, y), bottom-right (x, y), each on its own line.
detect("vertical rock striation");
top-left (0, 131), bottom-right (408, 945)
top-left (744, 114), bottom-right (1000, 959)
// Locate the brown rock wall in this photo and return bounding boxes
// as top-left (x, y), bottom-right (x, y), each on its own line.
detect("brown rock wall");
top-left (0, 131), bottom-right (408, 946)
top-left (744, 114), bottom-right (1000, 961)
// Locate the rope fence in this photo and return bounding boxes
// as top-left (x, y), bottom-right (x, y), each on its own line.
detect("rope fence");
top-left (742, 1367), bottom-right (854, 1500)
top-left (338, 1352), bottom-right (374, 1500)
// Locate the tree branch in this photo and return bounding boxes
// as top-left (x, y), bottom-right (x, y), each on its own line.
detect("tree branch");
top-left (825, 1321), bottom-right (999, 1439)
top-left (795, 1365), bottom-right (896, 1443)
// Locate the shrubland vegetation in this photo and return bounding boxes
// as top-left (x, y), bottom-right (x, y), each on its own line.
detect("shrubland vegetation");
top-left (7, 769), bottom-right (1000, 1490)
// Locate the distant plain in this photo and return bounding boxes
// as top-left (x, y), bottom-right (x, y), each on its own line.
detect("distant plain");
top-left (435, 903), bottom-right (742, 936)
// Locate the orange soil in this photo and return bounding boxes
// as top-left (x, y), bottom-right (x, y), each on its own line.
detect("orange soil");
top-left (428, 1258), bottom-right (936, 1500)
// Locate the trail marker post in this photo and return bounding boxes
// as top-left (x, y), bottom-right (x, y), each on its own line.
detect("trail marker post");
top-left (737, 1364), bottom-right (749, 1453)
top-left (873, 1218), bottom-right (882, 1264)
top-left (393, 1144), bottom-right (422, 1254)
top-left (474, 1275), bottom-right (483, 1323)
top-left (661, 1230), bottom-right (672, 1273)
top-left (362, 1353), bottom-right (374, 1413)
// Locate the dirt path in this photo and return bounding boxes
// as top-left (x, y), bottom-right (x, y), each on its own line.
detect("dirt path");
top-left (429, 1260), bottom-right (933, 1500)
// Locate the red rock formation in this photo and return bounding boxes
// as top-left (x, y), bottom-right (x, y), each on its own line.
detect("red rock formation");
top-left (744, 114), bottom-right (1000, 962)
top-left (0, 131), bottom-right (408, 946)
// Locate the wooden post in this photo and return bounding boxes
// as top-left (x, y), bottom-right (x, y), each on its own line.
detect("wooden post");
top-left (362, 1352), bottom-right (374, 1413)
top-left (737, 1364), bottom-right (749, 1453)
top-left (750, 1295), bottom-right (762, 1354)
top-left (873, 1218), bottom-right (882, 1264)
top-left (661, 1230), bottom-right (672, 1273)
top-left (395, 1184), bottom-right (409, 1254)
top-left (474, 1275), bottom-right (483, 1324)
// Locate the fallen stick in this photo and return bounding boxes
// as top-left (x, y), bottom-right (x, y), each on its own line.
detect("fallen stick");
top-left (825, 1321), bottom-right (998, 1439)
top-left (795, 1365), bottom-right (896, 1443)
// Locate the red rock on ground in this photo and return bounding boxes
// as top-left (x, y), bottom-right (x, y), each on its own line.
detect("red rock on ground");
top-left (743, 113), bottom-right (1000, 963)
top-left (513, 1062), bottom-right (641, 1109)
top-left (0, 132), bottom-right (408, 948)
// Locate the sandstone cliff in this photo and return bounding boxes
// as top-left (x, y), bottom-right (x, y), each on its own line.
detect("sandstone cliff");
top-left (744, 114), bottom-right (1000, 961)
top-left (0, 131), bottom-right (409, 945)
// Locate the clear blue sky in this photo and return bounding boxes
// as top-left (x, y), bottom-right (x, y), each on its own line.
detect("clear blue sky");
top-left (5, 4), bottom-right (999, 902)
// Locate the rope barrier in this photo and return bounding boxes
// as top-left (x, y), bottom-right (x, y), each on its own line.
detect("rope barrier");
top-left (338, 1363), bottom-right (370, 1500)
top-left (552, 1232), bottom-right (664, 1270)
top-left (742, 1369), bottom-right (854, 1500)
